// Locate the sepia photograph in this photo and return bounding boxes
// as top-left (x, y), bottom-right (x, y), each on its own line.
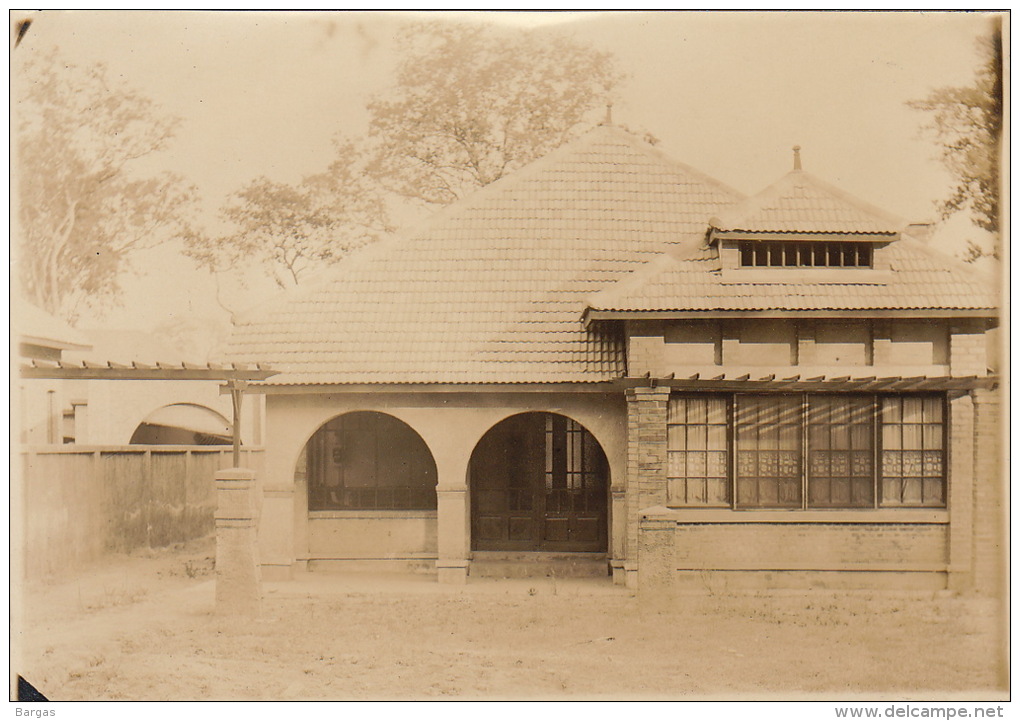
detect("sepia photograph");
top-left (10, 9), bottom-right (1007, 707)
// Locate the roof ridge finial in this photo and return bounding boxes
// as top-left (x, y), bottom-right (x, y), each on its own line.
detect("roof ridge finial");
top-left (793, 145), bottom-right (802, 171)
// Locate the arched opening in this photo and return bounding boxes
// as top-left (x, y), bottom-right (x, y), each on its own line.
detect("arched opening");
top-left (300, 411), bottom-right (438, 511)
top-left (469, 412), bottom-right (609, 553)
top-left (129, 403), bottom-right (232, 445)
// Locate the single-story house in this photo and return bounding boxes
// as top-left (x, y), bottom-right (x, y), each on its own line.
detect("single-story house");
top-left (225, 124), bottom-right (1000, 593)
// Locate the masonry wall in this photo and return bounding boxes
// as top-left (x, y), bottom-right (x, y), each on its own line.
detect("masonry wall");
top-left (626, 316), bottom-right (998, 593)
top-left (639, 510), bottom-right (949, 592)
top-left (628, 318), bottom-right (957, 378)
top-left (259, 390), bottom-right (627, 580)
top-left (305, 513), bottom-right (438, 572)
top-left (971, 388), bottom-right (1004, 596)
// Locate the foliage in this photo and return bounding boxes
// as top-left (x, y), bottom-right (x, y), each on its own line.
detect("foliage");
top-left (909, 25), bottom-right (1002, 253)
top-left (185, 140), bottom-right (390, 289)
top-left (364, 21), bottom-right (625, 205)
top-left (15, 48), bottom-right (199, 321)
top-left (189, 20), bottom-right (622, 290)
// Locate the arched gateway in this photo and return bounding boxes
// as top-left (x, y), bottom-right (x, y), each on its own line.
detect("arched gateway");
top-left (469, 412), bottom-right (609, 553)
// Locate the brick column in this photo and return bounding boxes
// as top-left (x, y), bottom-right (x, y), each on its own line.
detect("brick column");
top-left (625, 386), bottom-right (670, 588)
top-left (971, 388), bottom-right (1003, 596)
top-left (215, 468), bottom-right (262, 616)
top-left (947, 393), bottom-right (975, 592)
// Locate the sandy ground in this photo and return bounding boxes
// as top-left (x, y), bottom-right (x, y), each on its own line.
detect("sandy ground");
top-left (13, 537), bottom-right (1008, 701)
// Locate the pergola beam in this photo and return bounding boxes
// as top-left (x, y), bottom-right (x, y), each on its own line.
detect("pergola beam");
top-left (20, 360), bottom-right (278, 467)
top-left (19, 360), bottom-right (277, 382)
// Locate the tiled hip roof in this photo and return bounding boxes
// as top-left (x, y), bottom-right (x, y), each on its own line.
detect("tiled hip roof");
top-left (587, 240), bottom-right (999, 314)
top-left (225, 126), bottom-right (744, 385)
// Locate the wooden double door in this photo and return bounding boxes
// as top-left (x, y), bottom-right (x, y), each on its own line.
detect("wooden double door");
top-left (470, 412), bottom-right (609, 553)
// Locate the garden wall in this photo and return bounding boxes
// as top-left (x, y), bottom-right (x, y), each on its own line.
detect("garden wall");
top-left (19, 445), bottom-right (264, 579)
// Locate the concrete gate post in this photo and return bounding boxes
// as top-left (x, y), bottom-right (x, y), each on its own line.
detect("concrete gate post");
top-left (215, 468), bottom-right (263, 616)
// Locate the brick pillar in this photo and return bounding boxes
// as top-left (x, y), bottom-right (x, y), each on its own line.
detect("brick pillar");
top-left (625, 386), bottom-right (670, 589)
top-left (215, 468), bottom-right (262, 616)
top-left (947, 393), bottom-right (975, 592)
top-left (971, 388), bottom-right (1003, 596)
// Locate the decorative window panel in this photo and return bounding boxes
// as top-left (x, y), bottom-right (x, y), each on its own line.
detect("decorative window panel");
top-left (667, 396), bottom-right (729, 506)
top-left (665, 393), bottom-right (947, 511)
top-left (734, 395), bottom-right (803, 508)
top-left (807, 396), bottom-right (874, 508)
top-left (880, 396), bottom-right (945, 507)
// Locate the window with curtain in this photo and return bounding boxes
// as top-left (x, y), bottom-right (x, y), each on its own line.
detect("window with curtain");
top-left (880, 397), bottom-right (945, 507)
top-left (667, 396), bottom-right (729, 506)
top-left (665, 393), bottom-right (946, 510)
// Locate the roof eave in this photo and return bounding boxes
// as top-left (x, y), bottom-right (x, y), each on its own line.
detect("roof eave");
top-left (584, 308), bottom-right (1000, 322)
top-left (710, 230), bottom-right (900, 242)
top-left (257, 380), bottom-right (626, 393)
top-left (619, 372), bottom-right (997, 392)
top-left (21, 335), bottom-right (93, 352)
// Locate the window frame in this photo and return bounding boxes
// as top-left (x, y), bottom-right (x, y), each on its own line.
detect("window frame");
top-left (666, 392), bottom-right (947, 511)
top-left (738, 240), bottom-right (874, 268)
top-left (305, 411), bottom-right (438, 512)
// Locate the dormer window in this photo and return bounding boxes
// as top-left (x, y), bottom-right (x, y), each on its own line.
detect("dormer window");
top-left (738, 241), bottom-right (873, 268)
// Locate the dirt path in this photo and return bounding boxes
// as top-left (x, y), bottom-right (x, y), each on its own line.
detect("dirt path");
top-left (13, 539), bottom-right (1008, 701)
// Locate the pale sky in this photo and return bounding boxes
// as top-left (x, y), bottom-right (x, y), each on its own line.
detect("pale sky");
top-left (11, 10), bottom-right (998, 331)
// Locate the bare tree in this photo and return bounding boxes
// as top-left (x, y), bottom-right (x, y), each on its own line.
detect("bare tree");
top-left (15, 47), bottom-right (199, 321)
